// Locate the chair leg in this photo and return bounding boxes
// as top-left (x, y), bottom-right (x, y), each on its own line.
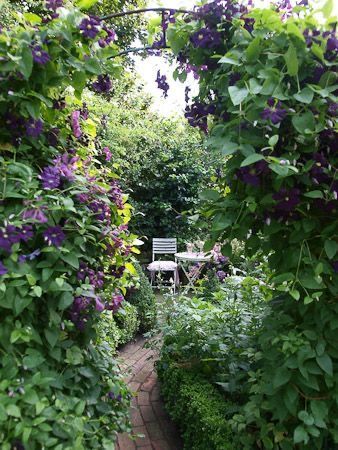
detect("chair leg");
top-left (173, 269), bottom-right (177, 295)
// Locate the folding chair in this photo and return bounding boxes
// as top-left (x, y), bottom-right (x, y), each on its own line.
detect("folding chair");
top-left (147, 238), bottom-right (179, 293)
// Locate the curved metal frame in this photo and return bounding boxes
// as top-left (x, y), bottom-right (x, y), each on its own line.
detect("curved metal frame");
top-left (100, 7), bottom-right (196, 58)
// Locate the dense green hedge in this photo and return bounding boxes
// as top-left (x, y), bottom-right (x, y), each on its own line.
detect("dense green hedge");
top-left (158, 364), bottom-right (238, 450)
top-left (125, 262), bottom-right (157, 332)
top-left (114, 301), bottom-right (140, 345)
top-left (87, 85), bottom-right (217, 251)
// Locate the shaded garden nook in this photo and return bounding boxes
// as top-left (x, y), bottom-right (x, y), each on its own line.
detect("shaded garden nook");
top-left (0, 0), bottom-right (337, 449)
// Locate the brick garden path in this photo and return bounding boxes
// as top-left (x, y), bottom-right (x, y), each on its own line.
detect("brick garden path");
top-left (116, 335), bottom-right (183, 450)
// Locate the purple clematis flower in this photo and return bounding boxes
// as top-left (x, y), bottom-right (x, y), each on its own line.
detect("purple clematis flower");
top-left (108, 292), bottom-right (124, 312)
top-left (238, 160), bottom-right (269, 186)
top-left (79, 16), bottom-right (100, 39)
top-left (31, 45), bottom-right (50, 65)
top-left (311, 152), bottom-right (329, 184)
top-left (303, 28), bottom-right (321, 47)
top-left (19, 249), bottom-right (41, 263)
top-left (103, 146), bottom-right (112, 161)
top-left (95, 296), bottom-right (105, 312)
top-left (108, 392), bottom-right (122, 401)
top-left (333, 261), bottom-right (338, 273)
top-left (0, 225), bottom-right (33, 252)
top-left (326, 35), bottom-right (338, 52)
top-left (22, 208), bottom-right (48, 223)
top-left (155, 71), bottom-right (169, 98)
top-left (273, 187), bottom-right (300, 212)
top-left (216, 270), bottom-right (227, 282)
top-left (47, 127), bottom-right (59, 147)
top-left (184, 101), bottom-right (216, 133)
top-left (45, 0), bottom-right (63, 10)
top-left (190, 27), bottom-right (222, 48)
top-left (92, 74), bottom-right (112, 93)
top-left (261, 98), bottom-right (287, 124)
top-left (18, 225), bottom-right (34, 242)
top-left (53, 99), bottom-right (66, 110)
top-left (26, 118), bottom-right (43, 138)
top-left (43, 225), bottom-right (65, 247)
top-left (328, 102), bottom-right (338, 117)
top-left (99, 27), bottom-right (117, 48)
top-left (71, 110), bottom-right (82, 138)
top-left (39, 166), bottom-right (61, 189)
top-left (0, 261), bottom-right (8, 275)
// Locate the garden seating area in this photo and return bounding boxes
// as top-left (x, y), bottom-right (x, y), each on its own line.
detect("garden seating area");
top-left (0, 1), bottom-right (337, 449)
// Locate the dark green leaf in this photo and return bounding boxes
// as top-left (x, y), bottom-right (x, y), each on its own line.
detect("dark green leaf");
top-left (284, 43), bottom-right (298, 76)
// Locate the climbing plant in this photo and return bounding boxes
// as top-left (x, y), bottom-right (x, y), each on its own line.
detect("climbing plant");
top-left (163, 0), bottom-right (338, 448)
top-left (0, 2), bottom-right (140, 448)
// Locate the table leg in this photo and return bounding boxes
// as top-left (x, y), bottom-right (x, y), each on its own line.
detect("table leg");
top-left (179, 262), bottom-right (206, 295)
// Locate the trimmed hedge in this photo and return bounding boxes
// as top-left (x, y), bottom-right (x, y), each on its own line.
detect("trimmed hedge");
top-left (126, 262), bottom-right (157, 332)
top-left (96, 311), bottom-right (121, 355)
top-left (114, 301), bottom-right (140, 345)
top-left (157, 364), bottom-right (239, 450)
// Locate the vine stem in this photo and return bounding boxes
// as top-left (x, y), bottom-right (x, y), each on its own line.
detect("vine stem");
top-left (292, 383), bottom-right (329, 401)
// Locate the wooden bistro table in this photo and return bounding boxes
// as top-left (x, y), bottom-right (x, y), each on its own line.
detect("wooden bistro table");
top-left (175, 251), bottom-right (212, 295)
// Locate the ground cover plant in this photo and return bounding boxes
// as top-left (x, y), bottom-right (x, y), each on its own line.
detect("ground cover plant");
top-left (164, 0), bottom-right (338, 447)
top-left (0, 3), bottom-right (141, 448)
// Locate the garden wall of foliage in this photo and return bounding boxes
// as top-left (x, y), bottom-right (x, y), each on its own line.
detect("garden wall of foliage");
top-left (87, 85), bottom-right (218, 252)
top-left (0, 4), bottom-right (139, 448)
top-left (165, 0), bottom-right (338, 448)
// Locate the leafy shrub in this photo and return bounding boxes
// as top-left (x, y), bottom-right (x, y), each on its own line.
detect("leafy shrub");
top-left (157, 365), bottom-right (238, 450)
top-left (96, 310), bottom-right (122, 355)
top-left (88, 88), bottom-right (218, 251)
top-left (114, 301), bottom-right (140, 345)
top-left (161, 280), bottom-right (268, 391)
top-left (125, 261), bottom-right (157, 332)
top-left (196, 269), bottom-right (222, 301)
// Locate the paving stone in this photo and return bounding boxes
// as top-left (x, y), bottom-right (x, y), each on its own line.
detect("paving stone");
top-left (151, 440), bottom-right (171, 450)
top-left (130, 407), bottom-right (144, 427)
top-left (134, 371), bottom-right (153, 385)
top-left (141, 376), bottom-right (157, 392)
top-left (128, 381), bottom-right (141, 392)
top-left (146, 422), bottom-right (165, 440)
top-left (137, 391), bottom-right (150, 406)
top-left (118, 432), bottom-right (136, 450)
top-left (133, 425), bottom-right (151, 447)
top-left (152, 401), bottom-right (168, 418)
top-left (140, 405), bottom-right (157, 423)
top-left (150, 386), bottom-right (161, 401)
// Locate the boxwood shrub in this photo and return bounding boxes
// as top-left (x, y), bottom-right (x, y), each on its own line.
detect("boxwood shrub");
top-left (114, 301), bottom-right (140, 345)
top-left (157, 364), bottom-right (239, 450)
top-left (125, 261), bottom-right (157, 332)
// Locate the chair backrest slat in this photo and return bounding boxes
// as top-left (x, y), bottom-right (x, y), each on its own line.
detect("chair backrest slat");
top-left (152, 238), bottom-right (177, 261)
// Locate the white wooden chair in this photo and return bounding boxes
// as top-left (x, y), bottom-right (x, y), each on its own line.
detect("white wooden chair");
top-left (147, 238), bottom-right (179, 293)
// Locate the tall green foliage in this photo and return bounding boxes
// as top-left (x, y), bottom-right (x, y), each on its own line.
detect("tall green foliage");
top-left (88, 83), bottom-right (217, 249)
top-left (167, 0), bottom-right (338, 448)
top-left (0, 5), bottom-right (139, 448)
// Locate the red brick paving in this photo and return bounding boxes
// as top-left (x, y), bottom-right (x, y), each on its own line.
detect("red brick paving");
top-left (117, 336), bottom-right (183, 450)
